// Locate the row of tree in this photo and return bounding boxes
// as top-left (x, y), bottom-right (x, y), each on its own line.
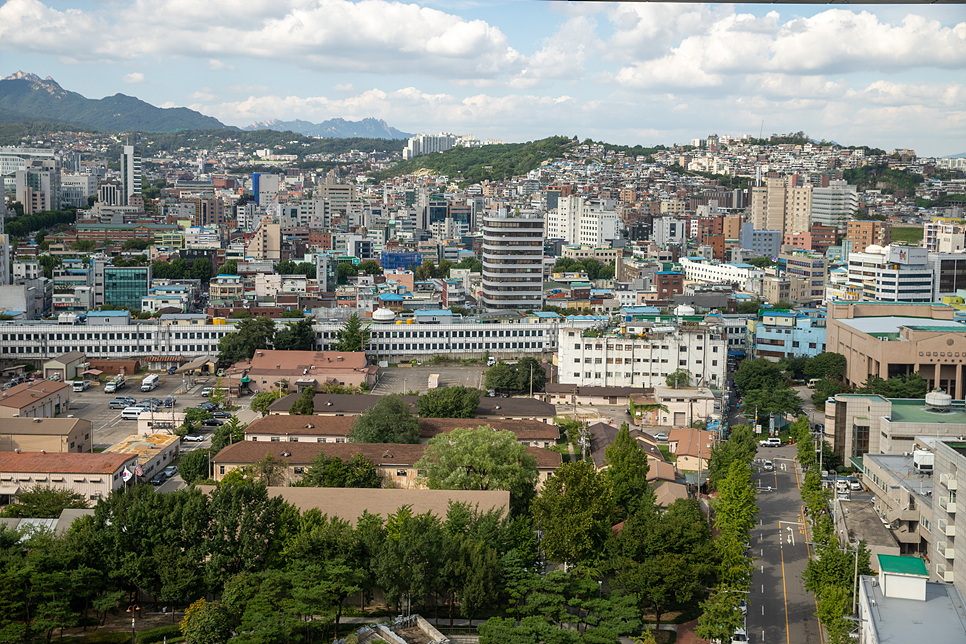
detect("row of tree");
top-left (552, 257), bottom-right (616, 281)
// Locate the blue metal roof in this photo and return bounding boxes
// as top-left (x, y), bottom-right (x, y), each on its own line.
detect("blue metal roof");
top-left (414, 309), bottom-right (453, 316)
top-left (86, 310), bottom-right (129, 316)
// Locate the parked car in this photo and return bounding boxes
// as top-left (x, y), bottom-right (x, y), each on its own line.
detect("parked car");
top-left (732, 627), bottom-right (748, 643)
top-left (202, 418), bottom-right (224, 427)
top-left (163, 397), bottom-right (176, 408)
top-left (201, 387), bottom-right (213, 397)
top-left (167, 367), bottom-right (177, 375)
top-left (653, 432), bottom-right (669, 442)
top-left (108, 399), bottom-right (129, 410)
top-left (763, 460), bottom-right (775, 472)
top-left (163, 465), bottom-right (178, 478)
top-left (849, 477), bottom-right (862, 491)
top-left (183, 434), bottom-right (204, 442)
top-left (759, 437), bottom-right (782, 448)
top-left (198, 402), bottom-right (216, 411)
top-left (150, 472), bottom-right (167, 486)
top-left (212, 411), bottom-right (232, 419)
top-left (116, 395), bottom-right (137, 405)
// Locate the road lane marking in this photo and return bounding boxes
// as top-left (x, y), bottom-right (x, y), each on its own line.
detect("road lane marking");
top-left (781, 547), bottom-right (790, 644)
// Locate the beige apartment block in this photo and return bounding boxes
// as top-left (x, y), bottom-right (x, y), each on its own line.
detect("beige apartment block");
top-left (0, 417), bottom-right (93, 453)
top-left (0, 452), bottom-right (138, 503)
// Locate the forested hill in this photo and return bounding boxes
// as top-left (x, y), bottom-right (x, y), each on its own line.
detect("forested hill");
top-left (370, 136), bottom-right (574, 185)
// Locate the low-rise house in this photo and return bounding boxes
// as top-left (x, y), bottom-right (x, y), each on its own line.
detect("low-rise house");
top-left (243, 415), bottom-right (559, 448)
top-left (42, 351), bottom-right (87, 382)
top-left (542, 384), bottom-right (649, 406)
top-left (666, 427), bottom-right (716, 473)
top-left (212, 441), bottom-right (562, 488)
top-left (0, 452), bottom-right (138, 504)
top-left (226, 349), bottom-right (376, 394)
top-left (0, 380), bottom-right (71, 419)
top-left (0, 417), bottom-right (93, 453)
top-left (102, 434), bottom-right (180, 483)
top-left (653, 386), bottom-right (718, 428)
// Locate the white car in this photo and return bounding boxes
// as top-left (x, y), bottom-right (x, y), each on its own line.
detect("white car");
top-left (731, 628), bottom-right (748, 643)
top-left (763, 460), bottom-right (775, 472)
top-left (183, 434), bottom-right (204, 442)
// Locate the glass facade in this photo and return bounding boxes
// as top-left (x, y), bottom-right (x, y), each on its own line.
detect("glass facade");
top-left (104, 267), bottom-right (150, 310)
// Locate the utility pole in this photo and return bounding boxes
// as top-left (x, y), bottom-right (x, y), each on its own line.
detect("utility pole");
top-left (530, 363), bottom-right (534, 398)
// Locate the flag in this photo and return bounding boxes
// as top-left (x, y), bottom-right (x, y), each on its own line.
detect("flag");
top-left (135, 463), bottom-right (143, 477)
top-left (121, 468), bottom-right (132, 482)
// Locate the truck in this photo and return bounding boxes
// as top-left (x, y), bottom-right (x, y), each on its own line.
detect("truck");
top-left (72, 380), bottom-right (91, 392)
top-left (104, 376), bottom-right (125, 394)
top-left (141, 374), bottom-right (160, 392)
top-left (428, 373), bottom-right (440, 389)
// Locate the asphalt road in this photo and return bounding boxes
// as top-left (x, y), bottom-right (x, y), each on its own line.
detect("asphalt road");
top-left (748, 444), bottom-right (823, 644)
top-left (371, 365), bottom-right (488, 395)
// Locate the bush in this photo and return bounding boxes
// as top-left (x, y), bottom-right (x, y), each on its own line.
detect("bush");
top-left (137, 624), bottom-right (182, 644)
top-left (81, 632), bottom-right (134, 644)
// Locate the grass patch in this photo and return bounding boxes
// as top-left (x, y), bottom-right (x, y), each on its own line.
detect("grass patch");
top-left (892, 227), bottom-right (924, 244)
top-left (658, 445), bottom-right (676, 462)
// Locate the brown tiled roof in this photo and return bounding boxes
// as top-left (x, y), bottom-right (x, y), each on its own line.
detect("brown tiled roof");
top-left (0, 452), bottom-right (135, 474)
top-left (213, 440), bottom-right (562, 469)
top-left (231, 350), bottom-right (368, 377)
top-left (544, 384), bottom-right (650, 397)
top-left (0, 417), bottom-right (91, 436)
top-left (245, 415), bottom-right (559, 441)
top-left (667, 427), bottom-right (716, 458)
top-left (0, 380), bottom-right (71, 409)
top-left (196, 486), bottom-right (510, 526)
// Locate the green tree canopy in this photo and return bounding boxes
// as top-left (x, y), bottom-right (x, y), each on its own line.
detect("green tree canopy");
top-left (296, 453), bottom-right (382, 488)
top-left (250, 389), bottom-right (282, 417)
top-left (289, 386), bottom-right (316, 415)
top-left (604, 423), bottom-right (653, 520)
top-left (348, 394), bottom-right (420, 444)
top-left (219, 259), bottom-right (238, 275)
top-left (337, 263), bottom-right (358, 283)
top-left (734, 358), bottom-right (785, 392)
top-left (273, 318), bottom-right (316, 351)
top-left (357, 260), bottom-right (382, 275)
top-left (857, 372), bottom-right (928, 398)
top-left (532, 460), bottom-right (615, 568)
top-left (332, 313), bottom-right (370, 352)
top-left (416, 426), bottom-right (539, 516)
top-left (418, 386), bottom-right (482, 418)
top-left (804, 352), bottom-right (847, 381)
top-left (0, 485), bottom-right (88, 518)
top-left (665, 368), bottom-right (692, 388)
top-left (217, 316), bottom-right (276, 363)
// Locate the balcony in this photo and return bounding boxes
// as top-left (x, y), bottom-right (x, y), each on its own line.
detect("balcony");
top-left (937, 563), bottom-right (954, 583)
top-left (939, 519), bottom-right (957, 538)
top-left (937, 541), bottom-right (955, 560)
top-left (940, 496), bottom-right (957, 514)
top-left (941, 473), bottom-right (958, 492)
top-left (887, 505), bottom-right (919, 523)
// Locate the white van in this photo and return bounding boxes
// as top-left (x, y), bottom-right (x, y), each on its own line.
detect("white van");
top-left (121, 406), bottom-right (145, 420)
top-left (759, 437), bottom-right (781, 448)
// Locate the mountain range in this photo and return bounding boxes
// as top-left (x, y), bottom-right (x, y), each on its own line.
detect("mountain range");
top-left (0, 71), bottom-right (226, 132)
top-left (243, 117), bottom-right (412, 140)
top-left (0, 72), bottom-right (412, 139)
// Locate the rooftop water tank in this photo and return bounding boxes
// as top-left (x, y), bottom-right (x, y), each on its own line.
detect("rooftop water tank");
top-left (925, 389), bottom-right (952, 411)
top-left (372, 308), bottom-right (396, 323)
top-left (674, 304), bottom-right (696, 316)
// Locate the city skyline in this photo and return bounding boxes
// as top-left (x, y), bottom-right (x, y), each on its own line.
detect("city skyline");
top-left (0, 0), bottom-right (964, 156)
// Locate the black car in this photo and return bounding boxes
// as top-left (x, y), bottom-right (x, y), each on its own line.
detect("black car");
top-left (150, 472), bottom-right (167, 486)
top-left (202, 418), bottom-right (224, 427)
top-left (198, 402), bottom-right (216, 411)
top-left (212, 411), bottom-right (232, 419)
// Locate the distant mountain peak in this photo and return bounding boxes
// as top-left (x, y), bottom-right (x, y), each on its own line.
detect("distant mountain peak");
top-left (243, 116), bottom-right (412, 140)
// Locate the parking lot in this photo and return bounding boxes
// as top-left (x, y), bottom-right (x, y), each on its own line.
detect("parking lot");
top-left (371, 364), bottom-right (488, 395)
top-left (66, 375), bottom-right (252, 450)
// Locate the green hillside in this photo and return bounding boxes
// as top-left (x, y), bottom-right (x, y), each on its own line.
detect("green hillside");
top-left (371, 136), bottom-right (574, 184)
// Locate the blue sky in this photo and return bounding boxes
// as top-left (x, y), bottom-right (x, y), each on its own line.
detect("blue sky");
top-left (1, 0), bottom-right (964, 156)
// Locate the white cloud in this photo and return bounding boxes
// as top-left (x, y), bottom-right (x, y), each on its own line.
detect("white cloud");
top-left (122, 72), bottom-right (145, 83)
top-left (207, 59), bottom-right (234, 71)
top-left (191, 88), bottom-right (218, 102)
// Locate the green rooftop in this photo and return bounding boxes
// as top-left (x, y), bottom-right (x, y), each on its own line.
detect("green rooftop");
top-left (888, 398), bottom-right (966, 424)
top-left (877, 554), bottom-right (927, 576)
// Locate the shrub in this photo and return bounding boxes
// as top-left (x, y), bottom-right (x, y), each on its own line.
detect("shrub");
top-left (83, 632), bottom-right (134, 644)
top-left (137, 624), bottom-right (182, 644)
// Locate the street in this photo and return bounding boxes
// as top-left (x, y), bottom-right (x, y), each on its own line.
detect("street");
top-left (748, 445), bottom-right (823, 644)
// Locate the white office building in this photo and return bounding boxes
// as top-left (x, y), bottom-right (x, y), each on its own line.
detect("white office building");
top-left (546, 196), bottom-right (620, 246)
top-left (557, 323), bottom-right (728, 389)
top-left (810, 180), bottom-right (858, 228)
top-left (653, 217), bottom-right (688, 247)
top-left (846, 245), bottom-right (934, 302)
top-left (679, 257), bottom-right (764, 285)
top-left (120, 145), bottom-right (141, 206)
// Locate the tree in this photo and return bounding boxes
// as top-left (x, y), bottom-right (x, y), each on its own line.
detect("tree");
top-left (178, 448), bottom-right (213, 485)
top-left (337, 263), bottom-right (358, 283)
top-left (250, 390), bottom-right (282, 417)
top-left (713, 460), bottom-right (759, 541)
top-left (289, 386), bottom-right (316, 415)
top-left (707, 425), bottom-right (758, 490)
top-left (348, 394), bottom-right (420, 444)
top-left (418, 386), bottom-right (481, 418)
top-left (72, 239), bottom-right (96, 252)
top-left (804, 352), bottom-right (847, 381)
top-left (219, 260), bottom-right (238, 276)
top-left (357, 260), bottom-right (382, 275)
top-left (273, 318), bottom-right (316, 351)
top-left (734, 358), bottom-right (785, 393)
top-left (604, 423), bottom-right (653, 519)
top-left (532, 460), bottom-right (614, 567)
top-left (0, 485), bottom-right (87, 518)
top-left (181, 598), bottom-right (232, 644)
top-left (514, 357), bottom-right (547, 393)
top-left (192, 258), bottom-right (213, 283)
top-left (746, 257), bottom-right (775, 268)
top-left (211, 417), bottom-right (246, 452)
top-left (276, 259), bottom-right (297, 275)
top-left (693, 591), bottom-right (745, 643)
top-left (665, 368), bottom-right (692, 389)
top-left (416, 426), bottom-right (539, 515)
top-left (737, 300), bottom-right (761, 315)
top-left (857, 372), bottom-right (928, 398)
top-left (217, 317), bottom-right (276, 363)
top-left (332, 313), bottom-right (370, 352)
top-left (294, 261), bottom-right (316, 279)
top-left (485, 362), bottom-right (517, 392)
top-left (297, 453), bottom-right (382, 488)
top-left (123, 238), bottom-right (150, 251)
top-left (742, 386), bottom-right (804, 423)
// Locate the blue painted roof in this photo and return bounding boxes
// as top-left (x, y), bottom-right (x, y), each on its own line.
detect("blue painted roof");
top-left (414, 309), bottom-right (453, 316)
top-left (86, 310), bottom-right (129, 316)
top-left (379, 293), bottom-right (404, 301)
top-left (654, 271), bottom-right (683, 276)
top-left (532, 312), bottom-right (562, 318)
top-left (731, 263), bottom-right (755, 268)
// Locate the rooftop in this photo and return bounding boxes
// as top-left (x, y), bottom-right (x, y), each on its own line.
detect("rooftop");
top-left (862, 453), bottom-right (934, 501)
top-left (860, 575), bottom-right (966, 643)
top-left (878, 554), bottom-right (928, 576)
top-left (0, 451), bottom-right (134, 474)
top-left (888, 398), bottom-right (966, 425)
top-left (837, 316), bottom-right (966, 337)
top-left (103, 433), bottom-right (180, 464)
top-left (0, 417), bottom-right (91, 436)
top-left (0, 379), bottom-right (71, 409)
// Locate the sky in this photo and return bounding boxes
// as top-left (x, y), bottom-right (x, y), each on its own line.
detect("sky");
top-left (0, 0), bottom-right (964, 157)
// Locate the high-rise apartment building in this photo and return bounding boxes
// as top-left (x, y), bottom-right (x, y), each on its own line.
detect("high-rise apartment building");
top-left (481, 212), bottom-right (544, 311)
top-left (14, 158), bottom-right (61, 214)
top-left (546, 196), bottom-right (619, 246)
top-left (847, 220), bottom-right (892, 253)
top-left (120, 145), bottom-right (141, 206)
top-left (810, 180), bottom-right (858, 229)
top-left (252, 173), bottom-right (280, 207)
top-left (402, 133), bottom-right (458, 160)
top-left (750, 176), bottom-right (812, 235)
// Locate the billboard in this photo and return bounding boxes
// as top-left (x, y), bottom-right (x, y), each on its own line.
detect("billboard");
top-left (888, 246), bottom-right (926, 265)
